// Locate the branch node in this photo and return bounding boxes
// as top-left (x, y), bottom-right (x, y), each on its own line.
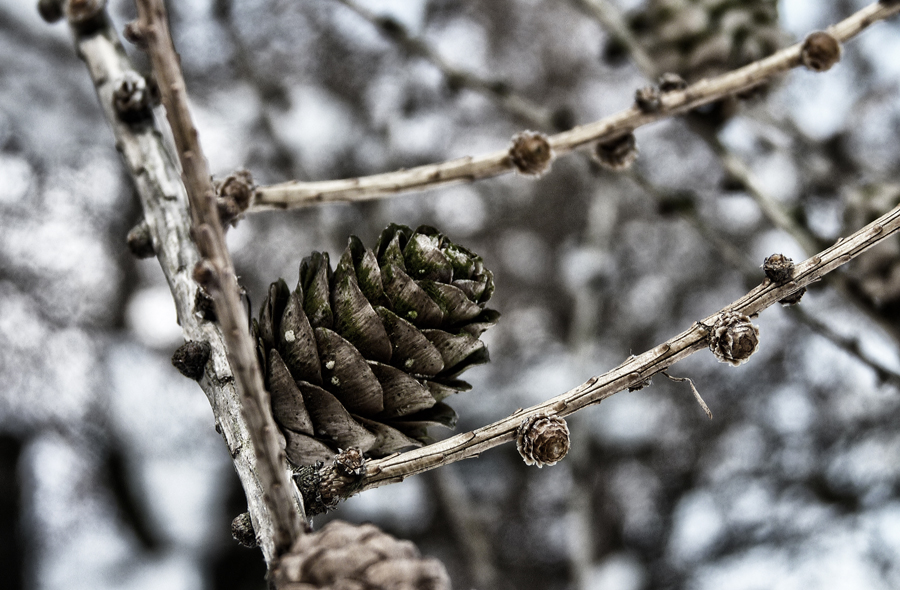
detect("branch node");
top-left (172, 340), bottom-right (211, 381)
top-left (113, 71), bottom-right (153, 124)
top-left (231, 512), bottom-right (258, 548)
top-left (801, 31), bottom-right (842, 72)
top-left (123, 20), bottom-right (148, 48)
top-left (708, 311), bottom-right (760, 367)
top-left (516, 414), bottom-right (570, 468)
top-left (66, 0), bottom-right (106, 36)
top-left (763, 253), bottom-right (795, 283)
top-left (508, 131), bottom-right (554, 176)
top-left (37, 0), bottom-right (64, 23)
top-left (658, 73), bottom-right (688, 92)
top-left (293, 448), bottom-right (367, 516)
top-left (126, 219), bottom-right (156, 258)
top-left (215, 169), bottom-right (255, 227)
top-left (192, 259), bottom-right (220, 291)
top-left (194, 287), bottom-right (218, 322)
top-left (594, 132), bottom-right (638, 171)
top-left (779, 286), bottom-right (807, 306)
top-left (634, 85), bottom-right (662, 113)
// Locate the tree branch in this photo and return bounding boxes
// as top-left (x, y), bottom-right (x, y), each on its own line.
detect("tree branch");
top-left (61, 1), bottom-right (302, 562)
top-left (69, 15), bottom-right (296, 561)
top-left (132, 0), bottom-right (303, 558)
top-left (252, 1), bottom-right (900, 209)
top-left (354, 201), bottom-right (900, 491)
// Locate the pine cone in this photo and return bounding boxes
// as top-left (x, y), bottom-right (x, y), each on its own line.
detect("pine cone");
top-left (273, 520), bottom-right (451, 590)
top-left (256, 224), bottom-right (499, 466)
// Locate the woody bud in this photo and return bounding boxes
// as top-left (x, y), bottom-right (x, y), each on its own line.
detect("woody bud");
top-left (594, 133), bottom-right (638, 171)
top-left (708, 311), bottom-right (760, 367)
top-left (516, 414), bottom-right (570, 468)
top-left (509, 131), bottom-right (554, 176)
top-left (801, 31), bottom-right (842, 72)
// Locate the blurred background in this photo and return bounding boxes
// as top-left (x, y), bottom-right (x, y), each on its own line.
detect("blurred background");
top-left (2, 0), bottom-right (900, 588)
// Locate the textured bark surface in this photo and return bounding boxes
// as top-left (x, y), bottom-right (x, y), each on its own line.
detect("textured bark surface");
top-left (72, 16), bottom-right (300, 564)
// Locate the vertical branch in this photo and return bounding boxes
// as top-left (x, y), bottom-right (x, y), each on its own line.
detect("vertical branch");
top-left (132, 0), bottom-right (302, 557)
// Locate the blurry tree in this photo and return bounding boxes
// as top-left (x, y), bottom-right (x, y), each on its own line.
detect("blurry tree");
top-left (3, 0), bottom-right (900, 589)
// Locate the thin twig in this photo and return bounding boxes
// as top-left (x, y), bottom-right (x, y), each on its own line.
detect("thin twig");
top-left (252, 1), bottom-right (900, 209)
top-left (663, 371), bottom-right (712, 419)
top-left (789, 305), bottom-right (900, 389)
top-left (134, 0), bottom-right (302, 558)
top-left (568, 0), bottom-right (658, 77)
top-left (323, 0), bottom-right (900, 392)
top-left (332, 0), bottom-right (554, 129)
top-left (353, 201), bottom-right (900, 491)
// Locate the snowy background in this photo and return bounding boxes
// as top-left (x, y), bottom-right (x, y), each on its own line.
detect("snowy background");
top-left (1, 0), bottom-right (900, 589)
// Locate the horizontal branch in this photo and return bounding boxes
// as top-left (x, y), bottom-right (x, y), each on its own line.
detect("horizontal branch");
top-left (357, 200), bottom-right (900, 491)
top-left (253, 1), bottom-right (900, 209)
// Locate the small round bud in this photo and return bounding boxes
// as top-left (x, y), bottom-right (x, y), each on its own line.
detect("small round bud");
top-left (113, 71), bottom-right (152, 124)
top-left (635, 85), bottom-right (662, 113)
top-left (193, 287), bottom-right (217, 322)
top-left (763, 253), bottom-right (795, 283)
top-left (801, 31), bottom-right (842, 72)
top-left (126, 220), bottom-right (155, 258)
top-left (594, 133), bottom-right (638, 171)
top-left (516, 414), bottom-right (570, 468)
top-left (215, 169), bottom-right (255, 227)
top-left (629, 377), bottom-right (651, 392)
top-left (508, 131), bottom-right (554, 176)
top-left (37, 0), bottom-right (64, 23)
top-left (658, 72), bottom-right (687, 92)
top-left (171, 340), bottom-right (211, 380)
top-left (192, 259), bottom-right (218, 289)
top-left (708, 311), bottom-right (760, 367)
top-left (123, 21), bottom-right (147, 48)
top-left (779, 287), bottom-right (806, 306)
top-left (231, 512), bottom-right (257, 548)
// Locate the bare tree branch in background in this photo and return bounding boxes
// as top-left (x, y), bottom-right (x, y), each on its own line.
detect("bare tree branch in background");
top-left (252, 1), bottom-right (900, 208)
